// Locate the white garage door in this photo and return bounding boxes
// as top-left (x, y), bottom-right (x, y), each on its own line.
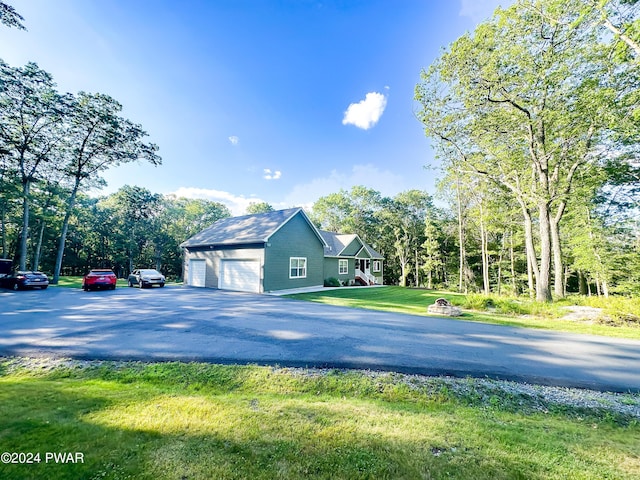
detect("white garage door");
top-left (219, 259), bottom-right (261, 293)
top-left (189, 259), bottom-right (206, 287)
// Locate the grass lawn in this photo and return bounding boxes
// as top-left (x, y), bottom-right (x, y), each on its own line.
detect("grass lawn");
top-left (1, 360), bottom-right (638, 480)
top-left (286, 286), bottom-right (640, 340)
top-left (52, 276), bottom-right (180, 289)
top-left (52, 276), bottom-right (128, 289)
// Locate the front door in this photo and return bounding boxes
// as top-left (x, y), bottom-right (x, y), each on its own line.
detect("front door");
top-left (359, 259), bottom-right (370, 274)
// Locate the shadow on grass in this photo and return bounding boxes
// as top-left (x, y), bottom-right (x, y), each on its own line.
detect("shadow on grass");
top-left (1, 364), bottom-right (638, 479)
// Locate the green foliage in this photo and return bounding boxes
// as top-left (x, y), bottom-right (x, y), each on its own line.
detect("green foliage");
top-left (0, 2), bottom-right (25, 30)
top-left (245, 202), bottom-right (274, 215)
top-left (415, 0), bottom-right (640, 302)
top-left (324, 277), bottom-right (341, 287)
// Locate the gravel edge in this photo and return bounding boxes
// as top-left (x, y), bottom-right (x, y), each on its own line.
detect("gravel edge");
top-left (3, 356), bottom-right (639, 420)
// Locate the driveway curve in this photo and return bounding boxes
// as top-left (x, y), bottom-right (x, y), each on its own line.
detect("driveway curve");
top-left (1, 286), bottom-right (639, 392)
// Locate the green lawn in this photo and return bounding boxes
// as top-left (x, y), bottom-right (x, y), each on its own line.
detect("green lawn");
top-left (52, 276), bottom-right (128, 289)
top-left (1, 360), bottom-right (638, 480)
top-left (52, 276), bottom-right (181, 289)
top-left (286, 286), bottom-right (640, 340)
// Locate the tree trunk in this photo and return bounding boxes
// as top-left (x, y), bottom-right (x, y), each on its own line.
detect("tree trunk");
top-left (522, 208), bottom-right (537, 299)
top-left (53, 180), bottom-right (80, 284)
top-left (399, 259), bottom-right (408, 287)
top-left (509, 230), bottom-right (517, 294)
top-left (19, 180), bottom-right (31, 271)
top-left (155, 255), bottom-right (162, 272)
top-left (497, 232), bottom-right (505, 295)
top-left (550, 203), bottom-right (566, 298)
top-left (578, 270), bottom-right (588, 295)
top-left (537, 200), bottom-right (553, 302)
top-left (479, 202), bottom-right (490, 295)
top-left (32, 220), bottom-right (45, 271)
top-left (1, 202), bottom-right (6, 258)
top-left (456, 175), bottom-right (467, 293)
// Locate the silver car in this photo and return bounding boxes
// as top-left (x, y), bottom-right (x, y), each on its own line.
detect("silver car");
top-left (127, 269), bottom-right (166, 288)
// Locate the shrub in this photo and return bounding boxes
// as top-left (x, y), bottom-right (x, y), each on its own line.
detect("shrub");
top-left (324, 277), bottom-right (341, 287)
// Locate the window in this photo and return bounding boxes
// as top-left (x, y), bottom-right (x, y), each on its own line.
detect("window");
top-left (289, 257), bottom-right (307, 278)
top-left (372, 260), bottom-right (381, 273)
top-left (339, 259), bottom-right (348, 275)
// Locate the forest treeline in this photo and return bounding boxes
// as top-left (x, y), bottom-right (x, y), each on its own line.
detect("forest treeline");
top-left (412, 0), bottom-right (640, 300)
top-left (1, 0), bottom-right (638, 298)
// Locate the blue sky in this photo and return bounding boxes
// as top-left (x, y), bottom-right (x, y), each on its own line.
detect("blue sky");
top-left (0, 0), bottom-right (507, 214)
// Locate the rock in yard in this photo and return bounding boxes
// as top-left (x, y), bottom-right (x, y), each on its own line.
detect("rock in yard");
top-left (427, 302), bottom-right (462, 316)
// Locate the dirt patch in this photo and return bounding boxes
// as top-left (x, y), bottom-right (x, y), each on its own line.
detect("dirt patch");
top-left (561, 306), bottom-right (605, 323)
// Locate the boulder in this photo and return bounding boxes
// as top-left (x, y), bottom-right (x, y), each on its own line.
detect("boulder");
top-left (427, 298), bottom-right (462, 316)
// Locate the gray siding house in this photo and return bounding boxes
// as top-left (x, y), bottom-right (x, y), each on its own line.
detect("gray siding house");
top-left (180, 208), bottom-right (383, 293)
top-left (320, 231), bottom-right (384, 286)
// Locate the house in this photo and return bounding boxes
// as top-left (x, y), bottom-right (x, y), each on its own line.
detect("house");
top-left (320, 231), bottom-right (383, 286)
top-left (180, 207), bottom-right (383, 293)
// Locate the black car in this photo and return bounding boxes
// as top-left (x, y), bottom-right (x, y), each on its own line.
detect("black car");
top-left (128, 269), bottom-right (166, 288)
top-left (0, 271), bottom-right (49, 290)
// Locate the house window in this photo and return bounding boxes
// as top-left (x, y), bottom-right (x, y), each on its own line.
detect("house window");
top-left (289, 257), bottom-right (307, 278)
top-left (339, 259), bottom-right (348, 275)
top-left (373, 260), bottom-right (381, 273)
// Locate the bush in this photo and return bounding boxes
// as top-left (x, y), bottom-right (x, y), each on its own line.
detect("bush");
top-left (324, 277), bottom-right (341, 287)
top-left (461, 294), bottom-right (559, 317)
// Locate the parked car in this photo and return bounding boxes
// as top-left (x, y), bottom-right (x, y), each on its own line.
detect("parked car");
top-left (128, 269), bottom-right (166, 288)
top-left (0, 271), bottom-right (49, 290)
top-left (82, 269), bottom-right (117, 291)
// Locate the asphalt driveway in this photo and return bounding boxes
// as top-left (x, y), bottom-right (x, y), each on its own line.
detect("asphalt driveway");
top-left (1, 286), bottom-right (639, 392)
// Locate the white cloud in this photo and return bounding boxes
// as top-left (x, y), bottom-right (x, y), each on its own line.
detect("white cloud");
top-left (342, 92), bottom-right (387, 130)
top-left (228, 135), bottom-right (239, 145)
top-left (283, 164), bottom-right (406, 208)
top-left (459, 0), bottom-right (509, 23)
top-left (263, 168), bottom-right (282, 180)
top-left (170, 187), bottom-right (263, 216)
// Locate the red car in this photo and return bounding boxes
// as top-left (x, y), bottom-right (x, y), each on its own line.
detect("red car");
top-left (82, 269), bottom-right (117, 291)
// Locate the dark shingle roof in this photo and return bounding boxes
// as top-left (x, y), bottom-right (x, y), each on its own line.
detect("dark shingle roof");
top-left (180, 208), bottom-right (323, 248)
top-left (319, 231), bottom-right (358, 256)
top-left (319, 230), bottom-right (384, 259)
top-left (360, 241), bottom-right (384, 259)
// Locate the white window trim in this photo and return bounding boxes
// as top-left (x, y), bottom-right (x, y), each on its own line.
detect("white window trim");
top-left (372, 260), bottom-right (381, 273)
top-left (289, 257), bottom-right (307, 279)
top-left (338, 259), bottom-right (349, 275)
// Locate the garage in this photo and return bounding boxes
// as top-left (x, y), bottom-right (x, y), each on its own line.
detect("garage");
top-left (219, 259), bottom-right (261, 293)
top-left (189, 259), bottom-right (207, 287)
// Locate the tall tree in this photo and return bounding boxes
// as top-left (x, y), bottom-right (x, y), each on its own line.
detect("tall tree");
top-left (105, 185), bottom-right (162, 273)
top-left (155, 195), bottom-right (230, 276)
top-left (312, 186), bottom-right (384, 243)
top-left (0, 61), bottom-right (69, 270)
top-left (51, 92), bottom-right (161, 283)
top-left (380, 190), bottom-right (434, 287)
top-left (245, 202), bottom-right (274, 214)
top-left (416, 0), bottom-right (638, 301)
top-left (0, 1), bottom-right (25, 30)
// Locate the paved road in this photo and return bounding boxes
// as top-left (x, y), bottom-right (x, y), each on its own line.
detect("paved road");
top-left (1, 286), bottom-right (639, 392)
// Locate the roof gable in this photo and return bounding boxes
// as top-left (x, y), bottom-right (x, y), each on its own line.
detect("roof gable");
top-left (181, 208), bottom-right (326, 248)
top-left (359, 240), bottom-right (384, 259)
top-left (319, 230), bottom-right (383, 259)
top-left (324, 234), bottom-right (383, 260)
